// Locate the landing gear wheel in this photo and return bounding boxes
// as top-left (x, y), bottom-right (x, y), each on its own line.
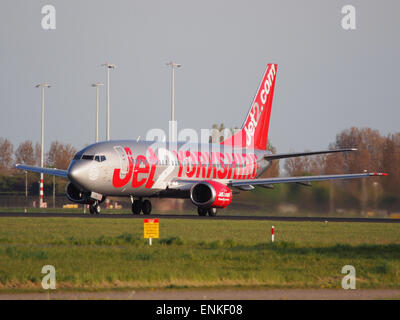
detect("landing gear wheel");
top-left (197, 207), bottom-right (208, 216)
top-left (142, 200), bottom-right (152, 215)
top-left (131, 200), bottom-right (142, 215)
top-left (90, 203), bottom-right (101, 215)
top-left (207, 208), bottom-right (217, 217)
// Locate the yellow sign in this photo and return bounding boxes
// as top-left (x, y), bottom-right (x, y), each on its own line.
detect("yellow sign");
top-left (144, 219), bottom-right (159, 239)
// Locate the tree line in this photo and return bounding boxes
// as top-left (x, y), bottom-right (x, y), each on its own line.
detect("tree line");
top-left (0, 139), bottom-right (76, 195)
top-left (210, 125), bottom-right (400, 215)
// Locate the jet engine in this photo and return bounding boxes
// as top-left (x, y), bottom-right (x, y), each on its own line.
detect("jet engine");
top-left (190, 180), bottom-right (232, 208)
top-left (66, 182), bottom-right (93, 204)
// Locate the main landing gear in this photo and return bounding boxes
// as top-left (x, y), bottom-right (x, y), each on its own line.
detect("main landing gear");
top-left (89, 202), bottom-right (101, 215)
top-left (131, 198), bottom-right (152, 215)
top-left (197, 207), bottom-right (217, 217)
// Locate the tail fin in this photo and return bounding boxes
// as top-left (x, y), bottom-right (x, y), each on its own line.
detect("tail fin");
top-left (221, 63), bottom-right (277, 150)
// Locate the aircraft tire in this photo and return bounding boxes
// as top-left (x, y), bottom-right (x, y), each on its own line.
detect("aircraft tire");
top-left (208, 208), bottom-right (217, 217)
top-left (142, 200), bottom-right (152, 215)
top-left (132, 200), bottom-right (142, 215)
top-left (197, 207), bottom-right (207, 216)
top-left (94, 204), bottom-right (101, 215)
top-left (89, 204), bottom-right (101, 215)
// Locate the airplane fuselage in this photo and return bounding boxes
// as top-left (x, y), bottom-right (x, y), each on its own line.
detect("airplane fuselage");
top-left (68, 140), bottom-right (272, 197)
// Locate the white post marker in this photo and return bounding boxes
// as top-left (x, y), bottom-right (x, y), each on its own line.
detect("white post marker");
top-left (271, 225), bottom-right (275, 242)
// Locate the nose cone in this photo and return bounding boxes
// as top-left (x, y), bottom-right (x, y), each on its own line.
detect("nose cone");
top-left (67, 161), bottom-right (87, 186)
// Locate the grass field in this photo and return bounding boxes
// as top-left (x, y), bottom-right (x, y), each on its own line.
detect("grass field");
top-left (0, 216), bottom-right (399, 292)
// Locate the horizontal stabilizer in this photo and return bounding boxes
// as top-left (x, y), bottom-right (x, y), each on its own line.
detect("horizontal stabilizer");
top-left (264, 148), bottom-right (357, 161)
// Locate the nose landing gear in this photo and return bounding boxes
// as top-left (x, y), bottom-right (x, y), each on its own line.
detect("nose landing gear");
top-left (89, 202), bottom-right (101, 215)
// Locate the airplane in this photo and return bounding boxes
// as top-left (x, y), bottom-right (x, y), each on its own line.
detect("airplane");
top-left (16, 63), bottom-right (387, 216)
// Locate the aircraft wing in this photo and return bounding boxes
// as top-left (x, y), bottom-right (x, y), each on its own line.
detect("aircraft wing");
top-left (15, 164), bottom-right (68, 178)
top-left (230, 172), bottom-right (387, 188)
top-left (264, 148), bottom-right (357, 161)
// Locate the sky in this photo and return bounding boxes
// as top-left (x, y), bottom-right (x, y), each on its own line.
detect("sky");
top-left (0, 0), bottom-right (399, 155)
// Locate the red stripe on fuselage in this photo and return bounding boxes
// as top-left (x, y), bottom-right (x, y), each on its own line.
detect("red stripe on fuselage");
top-left (112, 147), bottom-right (260, 189)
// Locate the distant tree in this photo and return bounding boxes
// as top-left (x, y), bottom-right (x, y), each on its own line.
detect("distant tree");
top-left (15, 140), bottom-right (36, 165)
top-left (46, 141), bottom-right (77, 170)
top-left (382, 133), bottom-right (400, 196)
top-left (34, 143), bottom-right (41, 166)
top-left (209, 123), bottom-right (237, 143)
top-left (0, 138), bottom-right (14, 175)
top-left (334, 127), bottom-right (384, 172)
top-left (284, 153), bottom-right (314, 176)
top-left (260, 142), bottom-right (280, 178)
top-left (333, 127), bottom-right (385, 213)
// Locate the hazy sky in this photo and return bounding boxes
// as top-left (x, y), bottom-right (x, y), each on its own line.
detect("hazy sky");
top-left (0, 0), bottom-right (399, 155)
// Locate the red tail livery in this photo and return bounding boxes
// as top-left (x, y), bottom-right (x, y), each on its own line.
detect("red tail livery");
top-left (222, 63), bottom-right (277, 150)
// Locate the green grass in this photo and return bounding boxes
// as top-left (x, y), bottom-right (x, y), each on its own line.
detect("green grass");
top-left (0, 217), bottom-right (399, 292)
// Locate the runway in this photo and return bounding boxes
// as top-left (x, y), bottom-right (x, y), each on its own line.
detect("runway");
top-left (0, 212), bottom-right (399, 223)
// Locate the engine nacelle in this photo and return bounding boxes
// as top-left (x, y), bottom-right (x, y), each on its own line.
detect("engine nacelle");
top-left (66, 182), bottom-right (93, 204)
top-left (190, 180), bottom-right (232, 208)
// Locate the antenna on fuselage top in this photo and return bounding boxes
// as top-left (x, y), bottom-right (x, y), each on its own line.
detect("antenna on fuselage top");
top-left (137, 136), bottom-right (140, 142)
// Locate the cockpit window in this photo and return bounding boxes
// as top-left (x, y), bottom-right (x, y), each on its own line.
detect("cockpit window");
top-left (73, 151), bottom-right (84, 160)
top-left (94, 155), bottom-right (106, 162)
top-left (80, 154), bottom-right (106, 162)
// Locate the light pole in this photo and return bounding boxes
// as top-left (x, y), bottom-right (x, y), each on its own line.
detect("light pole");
top-left (53, 175), bottom-right (55, 208)
top-left (35, 83), bottom-right (50, 208)
top-left (25, 170), bottom-right (28, 213)
top-left (166, 61), bottom-right (181, 141)
top-left (101, 63), bottom-right (116, 141)
top-left (91, 83), bottom-right (104, 142)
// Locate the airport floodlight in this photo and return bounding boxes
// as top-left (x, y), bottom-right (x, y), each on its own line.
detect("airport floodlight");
top-left (35, 82), bottom-right (51, 208)
top-left (35, 83), bottom-right (51, 88)
top-left (102, 63), bottom-right (116, 69)
top-left (166, 61), bottom-right (181, 68)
